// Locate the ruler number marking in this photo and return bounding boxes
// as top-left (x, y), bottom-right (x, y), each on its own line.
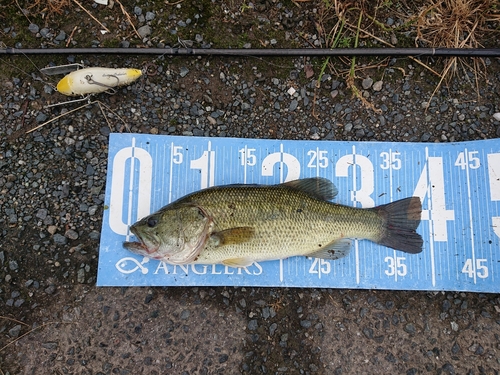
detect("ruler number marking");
top-left (462, 259), bottom-right (489, 279)
top-left (380, 151), bottom-right (401, 170)
top-left (455, 150), bottom-right (480, 170)
top-left (172, 145), bottom-right (184, 164)
top-left (109, 138), bottom-right (152, 237)
top-left (190, 142), bottom-right (215, 189)
top-left (307, 149), bottom-right (329, 169)
top-left (336, 153), bottom-right (375, 208)
top-left (239, 147), bottom-right (257, 166)
top-left (308, 258), bottom-right (331, 279)
top-left (487, 153), bottom-right (500, 240)
top-left (261, 145), bottom-right (301, 182)
top-left (384, 256), bottom-right (407, 277)
top-left (413, 156), bottom-right (455, 241)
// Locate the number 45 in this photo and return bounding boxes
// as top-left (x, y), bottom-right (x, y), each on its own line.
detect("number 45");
top-left (455, 150), bottom-right (480, 169)
top-left (462, 259), bottom-right (488, 279)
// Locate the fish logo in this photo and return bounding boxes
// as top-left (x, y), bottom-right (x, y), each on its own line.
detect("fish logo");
top-left (115, 256), bottom-right (150, 275)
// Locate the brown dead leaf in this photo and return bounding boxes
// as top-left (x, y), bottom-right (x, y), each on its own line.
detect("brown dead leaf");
top-left (304, 64), bottom-right (314, 79)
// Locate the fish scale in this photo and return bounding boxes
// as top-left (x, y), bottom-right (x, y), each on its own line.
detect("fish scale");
top-left (125, 178), bottom-right (422, 267)
top-left (188, 185), bottom-right (381, 263)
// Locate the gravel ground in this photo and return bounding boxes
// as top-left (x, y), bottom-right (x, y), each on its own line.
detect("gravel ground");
top-left (1, 1), bottom-right (500, 374)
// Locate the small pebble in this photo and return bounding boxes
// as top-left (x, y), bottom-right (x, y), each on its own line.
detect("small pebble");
top-left (300, 320), bottom-right (311, 328)
top-left (42, 342), bottom-right (58, 350)
top-left (247, 320), bottom-right (258, 330)
top-left (137, 25), bottom-right (152, 38)
top-left (36, 208), bottom-right (48, 219)
top-left (404, 323), bottom-right (416, 335)
top-left (65, 229), bottom-right (79, 240)
top-left (9, 260), bottom-right (18, 271)
top-left (362, 77), bottom-right (373, 90)
top-left (372, 80), bottom-right (383, 91)
top-left (53, 233), bottom-right (67, 245)
top-left (89, 231), bottom-right (100, 240)
top-left (45, 285), bottom-right (56, 294)
top-left (40, 28), bottom-right (51, 38)
top-left (450, 321), bottom-right (458, 331)
top-left (363, 327), bottom-right (374, 339)
top-left (9, 325), bottom-right (22, 338)
top-left (28, 24), bottom-right (39, 33)
top-left (179, 67), bottom-right (189, 78)
top-left (269, 323), bottom-right (278, 336)
top-left (55, 30), bottom-right (66, 41)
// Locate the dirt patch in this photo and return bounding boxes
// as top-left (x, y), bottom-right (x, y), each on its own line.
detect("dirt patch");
top-left (3, 286), bottom-right (245, 374)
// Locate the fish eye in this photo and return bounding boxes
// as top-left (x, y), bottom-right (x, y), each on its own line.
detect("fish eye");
top-left (147, 217), bottom-right (157, 228)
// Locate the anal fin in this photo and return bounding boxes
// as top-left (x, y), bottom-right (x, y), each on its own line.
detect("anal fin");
top-left (222, 258), bottom-right (254, 268)
top-left (307, 239), bottom-right (352, 260)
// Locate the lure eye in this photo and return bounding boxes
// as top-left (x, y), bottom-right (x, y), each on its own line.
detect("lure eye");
top-left (147, 217), bottom-right (158, 228)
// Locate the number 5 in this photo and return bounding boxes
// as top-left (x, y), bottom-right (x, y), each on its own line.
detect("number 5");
top-left (172, 145), bottom-right (183, 164)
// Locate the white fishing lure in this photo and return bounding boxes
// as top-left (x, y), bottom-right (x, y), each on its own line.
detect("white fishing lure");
top-left (27, 65), bottom-right (143, 133)
top-left (56, 67), bottom-right (142, 96)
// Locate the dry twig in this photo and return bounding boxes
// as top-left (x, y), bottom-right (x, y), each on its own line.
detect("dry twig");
top-left (66, 25), bottom-right (78, 47)
top-left (0, 320), bottom-right (73, 353)
top-left (72, 0), bottom-right (111, 33)
top-left (28, 0), bottom-right (71, 17)
top-left (413, 0), bottom-right (500, 103)
top-left (115, 0), bottom-right (142, 40)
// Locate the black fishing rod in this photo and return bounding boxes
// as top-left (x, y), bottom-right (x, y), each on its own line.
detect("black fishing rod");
top-left (1, 47), bottom-right (500, 57)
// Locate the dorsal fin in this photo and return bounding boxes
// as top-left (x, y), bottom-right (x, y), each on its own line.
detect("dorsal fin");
top-left (282, 178), bottom-right (338, 201)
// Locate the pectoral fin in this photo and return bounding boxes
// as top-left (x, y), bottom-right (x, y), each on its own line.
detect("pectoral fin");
top-left (212, 227), bottom-right (255, 246)
top-left (307, 239), bottom-right (352, 260)
top-left (222, 258), bottom-right (254, 268)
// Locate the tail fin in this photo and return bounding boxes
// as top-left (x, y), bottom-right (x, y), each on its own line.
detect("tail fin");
top-left (374, 197), bottom-right (423, 254)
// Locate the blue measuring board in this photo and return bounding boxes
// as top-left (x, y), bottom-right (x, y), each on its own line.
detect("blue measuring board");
top-left (97, 134), bottom-right (500, 292)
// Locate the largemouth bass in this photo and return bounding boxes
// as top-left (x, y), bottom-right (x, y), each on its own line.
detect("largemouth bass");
top-left (123, 178), bottom-right (423, 267)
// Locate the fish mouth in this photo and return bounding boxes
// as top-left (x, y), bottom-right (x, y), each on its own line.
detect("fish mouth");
top-left (123, 227), bottom-right (158, 255)
top-left (123, 240), bottom-right (148, 252)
